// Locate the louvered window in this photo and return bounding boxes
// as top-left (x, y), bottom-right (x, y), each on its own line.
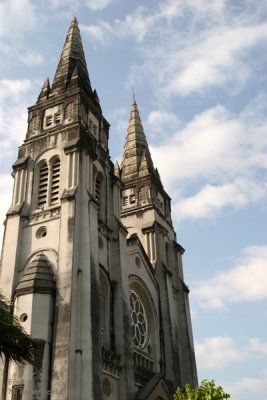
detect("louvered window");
top-left (54, 113), bottom-right (61, 124)
top-left (38, 163), bottom-right (48, 208)
top-left (51, 159), bottom-right (60, 205)
top-left (95, 176), bottom-right (101, 202)
top-left (130, 194), bottom-right (136, 204)
top-left (123, 196), bottom-right (128, 206)
top-left (46, 115), bottom-right (53, 127)
top-left (36, 157), bottom-right (61, 209)
top-left (94, 172), bottom-right (106, 221)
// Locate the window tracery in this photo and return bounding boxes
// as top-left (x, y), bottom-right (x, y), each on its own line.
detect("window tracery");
top-left (130, 290), bottom-right (148, 349)
top-left (129, 280), bottom-right (160, 382)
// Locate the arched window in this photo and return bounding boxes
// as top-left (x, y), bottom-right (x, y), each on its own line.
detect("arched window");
top-left (36, 156), bottom-right (61, 209)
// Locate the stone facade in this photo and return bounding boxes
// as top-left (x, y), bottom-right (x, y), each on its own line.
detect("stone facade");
top-left (0, 17), bottom-right (197, 400)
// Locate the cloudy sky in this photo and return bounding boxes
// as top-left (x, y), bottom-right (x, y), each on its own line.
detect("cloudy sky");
top-left (0, 1), bottom-right (266, 399)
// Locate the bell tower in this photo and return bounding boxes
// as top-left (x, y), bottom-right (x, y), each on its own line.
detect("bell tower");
top-left (0, 17), bottom-right (197, 400)
top-left (0, 17), bottom-right (123, 400)
top-left (119, 99), bottom-right (198, 388)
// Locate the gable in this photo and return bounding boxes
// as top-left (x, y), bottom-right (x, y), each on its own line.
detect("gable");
top-left (135, 375), bottom-right (171, 400)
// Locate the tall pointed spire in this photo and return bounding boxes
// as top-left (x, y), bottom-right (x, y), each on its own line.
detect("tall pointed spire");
top-left (51, 16), bottom-right (92, 96)
top-left (121, 99), bottom-right (156, 182)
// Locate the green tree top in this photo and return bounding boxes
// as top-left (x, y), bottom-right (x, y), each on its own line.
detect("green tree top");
top-left (0, 292), bottom-right (36, 364)
top-left (173, 379), bottom-right (230, 400)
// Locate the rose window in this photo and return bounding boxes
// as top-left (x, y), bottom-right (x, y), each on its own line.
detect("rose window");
top-left (129, 290), bottom-right (148, 348)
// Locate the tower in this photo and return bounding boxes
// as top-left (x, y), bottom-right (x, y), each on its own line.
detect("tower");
top-left (0, 18), bottom-right (197, 400)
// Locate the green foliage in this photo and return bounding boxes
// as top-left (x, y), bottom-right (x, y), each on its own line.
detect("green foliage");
top-left (0, 292), bottom-right (36, 364)
top-left (173, 379), bottom-right (230, 400)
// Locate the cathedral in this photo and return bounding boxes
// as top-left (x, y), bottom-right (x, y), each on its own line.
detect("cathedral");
top-left (0, 18), bottom-right (197, 400)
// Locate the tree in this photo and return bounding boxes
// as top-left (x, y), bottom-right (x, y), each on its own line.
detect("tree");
top-left (173, 379), bottom-right (230, 400)
top-left (0, 292), bottom-right (36, 364)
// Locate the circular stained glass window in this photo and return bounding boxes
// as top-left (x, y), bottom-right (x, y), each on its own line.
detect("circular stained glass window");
top-left (129, 290), bottom-right (148, 349)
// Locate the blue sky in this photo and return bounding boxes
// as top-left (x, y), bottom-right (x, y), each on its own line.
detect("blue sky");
top-left (0, 1), bottom-right (267, 399)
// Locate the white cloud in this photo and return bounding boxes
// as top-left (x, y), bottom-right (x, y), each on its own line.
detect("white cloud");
top-left (148, 99), bottom-right (267, 220)
top-left (0, 78), bottom-right (39, 245)
top-left (80, 1), bottom-right (267, 97)
top-left (81, 6), bottom-right (155, 45)
top-left (145, 110), bottom-right (180, 138)
top-left (0, 0), bottom-right (36, 39)
top-left (196, 336), bottom-right (267, 399)
top-left (226, 371), bottom-right (267, 397)
top-left (0, 79), bottom-right (33, 102)
top-left (0, 174), bottom-right (13, 247)
top-left (195, 336), bottom-right (248, 369)
top-left (85, 0), bottom-right (113, 11)
top-left (0, 0), bottom-right (44, 67)
top-left (173, 179), bottom-right (267, 221)
top-left (196, 335), bottom-right (267, 372)
top-left (162, 23), bottom-right (267, 97)
top-left (249, 338), bottom-right (267, 356)
top-left (18, 51), bottom-right (44, 66)
top-left (151, 105), bottom-right (241, 182)
top-left (81, 23), bottom-right (111, 46)
top-left (0, 79), bottom-right (40, 165)
top-left (49, 0), bottom-right (78, 8)
top-left (107, 107), bottom-right (129, 160)
top-left (192, 245), bottom-right (267, 309)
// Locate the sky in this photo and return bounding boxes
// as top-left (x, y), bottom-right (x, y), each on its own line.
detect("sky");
top-left (0, 0), bottom-right (266, 399)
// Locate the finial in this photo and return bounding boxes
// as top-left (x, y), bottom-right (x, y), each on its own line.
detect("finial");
top-left (72, 9), bottom-right (78, 20)
top-left (132, 86), bottom-right (136, 103)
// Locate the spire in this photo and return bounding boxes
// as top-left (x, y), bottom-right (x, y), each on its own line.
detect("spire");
top-left (50, 16), bottom-right (92, 96)
top-left (121, 99), bottom-right (156, 183)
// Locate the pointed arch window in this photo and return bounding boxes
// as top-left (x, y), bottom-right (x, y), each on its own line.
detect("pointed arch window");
top-left (36, 156), bottom-right (61, 209)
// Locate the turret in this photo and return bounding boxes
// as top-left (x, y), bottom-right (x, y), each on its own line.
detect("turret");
top-left (7, 254), bottom-right (56, 399)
